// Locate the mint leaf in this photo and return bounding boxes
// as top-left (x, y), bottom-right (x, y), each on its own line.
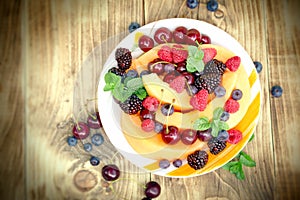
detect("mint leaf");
top-left (211, 119), bottom-right (219, 137)
top-left (126, 78), bottom-right (143, 90)
top-left (188, 46), bottom-right (198, 57)
top-left (236, 167), bottom-right (245, 180)
top-left (186, 57), bottom-right (199, 72)
top-left (229, 162), bottom-right (241, 174)
top-left (134, 87), bottom-right (147, 100)
top-left (112, 82), bottom-right (134, 102)
top-left (239, 152), bottom-right (256, 167)
top-left (213, 107), bottom-right (224, 120)
top-left (249, 133), bottom-right (255, 142)
top-left (222, 161), bottom-right (239, 170)
top-left (218, 121), bottom-right (229, 130)
top-left (194, 49), bottom-right (204, 60)
top-left (193, 117), bottom-right (211, 130)
top-left (123, 76), bottom-right (134, 86)
top-left (103, 72), bottom-right (121, 91)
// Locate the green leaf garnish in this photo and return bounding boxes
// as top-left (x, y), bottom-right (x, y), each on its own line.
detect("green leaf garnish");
top-left (249, 133), bottom-right (255, 142)
top-left (186, 46), bottom-right (205, 73)
top-left (239, 152), bottom-right (256, 167)
top-left (211, 120), bottom-right (219, 137)
top-left (218, 121), bottom-right (230, 130)
top-left (103, 72), bottom-right (121, 91)
top-left (134, 87), bottom-right (148, 100)
top-left (193, 117), bottom-right (211, 131)
top-left (213, 107), bottom-right (224, 120)
top-left (126, 77), bottom-right (143, 91)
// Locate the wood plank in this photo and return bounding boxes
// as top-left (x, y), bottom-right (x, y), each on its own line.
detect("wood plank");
top-left (0, 0), bottom-right (25, 199)
top-left (144, 0), bottom-right (274, 199)
top-left (24, 0), bottom-right (148, 199)
top-left (266, 0), bottom-right (300, 199)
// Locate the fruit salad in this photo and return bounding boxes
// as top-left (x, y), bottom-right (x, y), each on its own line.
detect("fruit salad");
top-left (103, 25), bottom-right (252, 172)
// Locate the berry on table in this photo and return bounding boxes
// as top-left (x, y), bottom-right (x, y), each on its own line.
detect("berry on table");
top-left (91, 133), bottom-right (104, 146)
top-left (128, 22), bottom-right (140, 33)
top-left (190, 89), bottom-right (209, 111)
top-left (67, 136), bottom-right (78, 146)
top-left (227, 129), bottom-right (243, 144)
top-left (224, 98), bottom-right (240, 113)
top-left (231, 89), bottom-right (243, 100)
top-left (119, 94), bottom-right (143, 115)
top-left (208, 138), bottom-right (226, 155)
top-left (83, 143), bottom-right (93, 152)
top-left (187, 150), bottom-right (208, 170)
top-left (102, 164), bottom-right (120, 181)
top-left (90, 156), bottom-right (100, 166)
top-left (225, 56), bottom-right (241, 72)
top-left (144, 181), bottom-right (161, 199)
top-left (159, 159), bottom-right (170, 169)
top-left (207, 0), bottom-right (219, 12)
top-left (186, 0), bottom-right (199, 9)
top-left (87, 112), bottom-right (102, 129)
top-left (253, 61), bottom-right (263, 73)
top-left (142, 197), bottom-right (152, 200)
top-left (72, 122), bottom-right (90, 139)
top-left (142, 96), bottom-right (159, 112)
top-left (271, 85), bottom-right (283, 97)
top-left (115, 48), bottom-right (132, 71)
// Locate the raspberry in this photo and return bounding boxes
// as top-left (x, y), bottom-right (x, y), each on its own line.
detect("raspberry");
top-left (227, 129), bottom-right (243, 144)
top-left (169, 75), bottom-right (186, 93)
top-left (189, 89), bottom-right (208, 111)
top-left (224, 98), bottom-right (240, 113)
top-left (158, 45), bottom-right (173, 62)
top-left (142, 97), bottom-right (159, 112)
top-left (172, 45), bottom-right (188, 63)
top-left (202, 48), bottom-right (217, 63)
top-left (225, 56), bottom-right (241, 72)
top-left (141, 119), bottom-right (155, 132)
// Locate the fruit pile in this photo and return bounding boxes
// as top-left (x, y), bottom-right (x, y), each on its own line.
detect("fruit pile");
top-left (103, 25), bottom-right (246, 171)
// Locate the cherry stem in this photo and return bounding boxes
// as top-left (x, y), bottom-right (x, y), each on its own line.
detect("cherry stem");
top-left (72, 109), bottom-right (85, 131)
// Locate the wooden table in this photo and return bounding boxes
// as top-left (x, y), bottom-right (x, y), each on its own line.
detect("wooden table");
top-left (1, 0), bottom-right (299, 199)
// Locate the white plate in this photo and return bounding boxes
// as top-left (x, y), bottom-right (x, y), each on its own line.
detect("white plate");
top-left (97, 18), bottom-right (261, 177)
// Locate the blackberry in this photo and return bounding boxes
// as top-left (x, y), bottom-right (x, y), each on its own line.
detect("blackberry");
top-left (115, 48), bottom-right (132, 71)
top-left (208, 138), bottom-right (227, 155)
top-left (204, 59), bottom-right (226, 75)
top-left (187, 150), bottom-right (208, 170)
top-left (119, 95), bottom-right (142, 115)
top-left (109, 67), bottom-right (125, 77)
top-left (194, 73), bottom-right (221, 93)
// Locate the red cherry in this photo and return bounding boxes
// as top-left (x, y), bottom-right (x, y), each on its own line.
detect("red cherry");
top-left (187, 28), bottom-right (201, 43)
top-left (200, 34), bottom-right (211, 44)
top-left (139, 35), bottom-right (154, 52)
top-left (175, 26), bottom-right (188, 34)
top-left (181, 129), bottom-right (197, 145)
top-left (87, 112), bottom-right (102, 129)
top-left (181, 71), bottom-right (195, 85)
top-left (72, 122), bottom-right (90, 139)
top-left (161, 126), bottom-right (180, 145)
top-left (154, 27), bottom-right (173, 44)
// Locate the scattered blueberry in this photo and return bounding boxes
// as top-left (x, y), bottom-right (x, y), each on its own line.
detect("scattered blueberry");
top-left (231, 89), bottom-right (243, 100)
top-left (220, 111), bottom-right (230, 122)
top-left (128, 22), bottom-right (140, 33)
top-left (217, 130), bottom-right (229, 141)
top-left (159, 159), bottom-right (170, 169)
top-left (214, 86), bottom-right (226, 97)
top-left (161, 104), bottom-right (174, 116)
top-left (172, 159), bottom-right (183, 168)
top-left (140, 70), bottom-right (150, 77)
top-left (83, 143), bottom-right (93, 152)
top-left (254, 61), bottom-right (263, 73)
top-left (187, 0), bottom-right (199, 9)
top-left (67, 136), bottom-right (77, 146)
top-left (271, 85), bottom-right (283, 97)
top-left (126, 69), bottom-right (138, 78)
top-left (207, 0), bottom-right (219, 12)
top-left (90, 156), bottom-right (100, 166)
top-left (154, 122), bottom-right (164, 133)
top-left (91, 133), bottom-right (104, 146)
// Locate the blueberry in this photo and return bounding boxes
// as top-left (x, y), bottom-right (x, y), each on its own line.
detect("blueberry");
top-left (140, 70), bottom-right (150, 77)
top-left (187, 0), bottom-right (199, 9)
top-left (271, 85), bottom-right (283, 97)
top-left (91, 133), bottom-right (104, 146)
top-left (159, 159), bottom-right (170, 169)
top-left (207, 0), bottom-right (219, 12)
top-left (187, 85), bottom-right (199, 96)
top-left (164, 63), bottom-right (175, 73)
top-left (154, 122), bottom-right (164, 133)
top-left (217, 130), bottom-right (229, 141)
top-left (126, 69), bottom-right (138, 78)
top-left (83, 143), bottom-right (93, 152)
top-left (254, 61), bottom-right (263, 73)
top-left (172, 159), bottom-right (183, 168)
top-left (90, 156), bottom-right (100, 166)
top-left (220, 111), bottom-right (230, 122)
top-left (128, 22), bottom-right (140, 33)
top-left (214, 86), bottom-right (226, 97)
top-left (67, 136), bottom-right (77, 146)
top-left (161, 104), bottom-right (174, 116)
top-left (231, 89), bottom-right (243, 100)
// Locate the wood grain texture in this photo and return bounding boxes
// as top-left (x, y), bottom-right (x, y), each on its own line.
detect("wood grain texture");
top-left (266, 0), bottom-right (300, 199)
top-left (0, 0), bottom-right (25, 199)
